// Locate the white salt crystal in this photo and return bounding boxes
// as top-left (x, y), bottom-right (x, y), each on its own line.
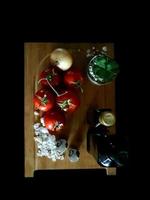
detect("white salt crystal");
top-left (39, 127), bottom-right (49, 134)
top-left (37, 153), bottom-right (42, 157)
top-left (34, 123), bottom-right (67, 161)
top-left (34, 111), bottom-right (39, 116)
top-left (34, 127), bottom-right (42, 133)
top-left (50, 135), bottom-right (56, 142)
top-left (52, 158), bottom-right (56, 162)
top-left (35, 131), bottom-right (40, 136)
top-left (102, 46), bottom-right (107, 52)
top-left (34, 137), bottom-right (42, 144)
top-left (86, 49), bottom-right (91, 53)
top-left (40, 118), bottom-right (45, 126)
top-left (33, 123), bottom-right (40, 130)
top-left (56, 139), bottom-right (67, 154)
top-left (60, 155), bottom-right (64, 160)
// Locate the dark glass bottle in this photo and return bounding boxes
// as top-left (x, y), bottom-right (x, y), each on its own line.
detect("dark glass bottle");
top-left (87, 126), bottom-right (128, 167)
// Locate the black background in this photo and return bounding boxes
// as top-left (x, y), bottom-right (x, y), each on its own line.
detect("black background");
top-left (2, 18), bottom-right (140, 192)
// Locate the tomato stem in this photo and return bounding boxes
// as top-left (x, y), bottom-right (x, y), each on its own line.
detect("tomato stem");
top-left (53, 121), bottom-right (63, 131)
top-left (35, 94), bottom-right (42, 101)
top-left (75, 81), bottom-right (83, 93)
top-left (46, 79), bottom-right (60, 96)
top-left (35, 94), bottom-right (48, 106)
top-left (80, 86), bottom-right (83, 93)
top-left (58, 99), bottom-right (71, 110)
top-left (38, 78), bottom-right (60, 96)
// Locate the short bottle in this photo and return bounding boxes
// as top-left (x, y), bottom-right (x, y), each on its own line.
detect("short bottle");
top-left (87, 108), bottom-right (116, 128)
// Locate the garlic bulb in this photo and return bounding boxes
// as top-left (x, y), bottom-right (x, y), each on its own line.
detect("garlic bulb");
top-left (50, 48), bottom-right (73, 71)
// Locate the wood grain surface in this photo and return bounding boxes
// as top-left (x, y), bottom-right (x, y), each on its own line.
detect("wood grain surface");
top-left (25, 43), bottom-right (116, 177)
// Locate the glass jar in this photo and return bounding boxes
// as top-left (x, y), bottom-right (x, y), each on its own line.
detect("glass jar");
top-left (87, 54), bottom-right (119, 85)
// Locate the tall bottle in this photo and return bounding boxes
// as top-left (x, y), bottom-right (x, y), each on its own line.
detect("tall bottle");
top-left (87, 109), bottom-right (128, 168)
top-left (87, 126), bottom-right (128, 167)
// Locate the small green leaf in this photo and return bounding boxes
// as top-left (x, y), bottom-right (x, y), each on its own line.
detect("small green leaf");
top-left (59, 100), bottom-right (70, 110)
top-left (47, 74), bottom-right (52, 81)
top-left (42, 97), bottom-right (48, 105)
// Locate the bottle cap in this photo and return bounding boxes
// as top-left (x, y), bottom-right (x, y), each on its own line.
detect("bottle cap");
top-left (99, 111), bottom-right (116, 127)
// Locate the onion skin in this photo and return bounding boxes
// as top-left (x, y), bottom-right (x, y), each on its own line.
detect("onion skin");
top-left (50, 48), bottom-right (73, 71)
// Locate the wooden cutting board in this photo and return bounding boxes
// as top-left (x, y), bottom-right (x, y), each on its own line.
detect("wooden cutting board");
top-left (25, 43), bottom-right (117, 177)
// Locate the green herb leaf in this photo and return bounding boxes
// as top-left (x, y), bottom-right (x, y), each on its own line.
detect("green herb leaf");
top-left (42, 97), bottom-right (48, 105)
top-left (47, 74), bottom-right (52, 81)
top-left (59, 100), bottom-right (70, 110)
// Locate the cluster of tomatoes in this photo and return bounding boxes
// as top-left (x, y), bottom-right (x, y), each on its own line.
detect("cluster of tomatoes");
top-left (33, 54), bottom-right (83, 134)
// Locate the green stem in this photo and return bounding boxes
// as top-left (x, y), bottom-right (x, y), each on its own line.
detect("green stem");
top-left (58, 99), bottom-right (70, 110)
top-left (75, 81), bottom-right (83, 93)
top-left (38, 77), bottom-right (60, 96)
top-left (35, 94), bottom-right (47, 106)
top-left (80, 86), bottom-right (83, 93)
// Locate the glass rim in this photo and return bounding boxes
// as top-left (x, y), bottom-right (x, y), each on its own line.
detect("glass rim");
top-left (86, 71), bottom-right (113, 86)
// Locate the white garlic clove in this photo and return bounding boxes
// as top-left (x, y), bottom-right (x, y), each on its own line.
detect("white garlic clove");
top-left (34, 111), bottom-right (39, 116)
top-left (68, 148), bottom-right (80, 162)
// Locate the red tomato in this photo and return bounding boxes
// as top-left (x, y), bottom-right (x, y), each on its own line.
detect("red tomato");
top-left (44, 111), bottom-right (65, 132)
top-left (33, 89), bottom-right (55, 112)
top-left (64, 69), bottom-right (83, 92)
top-left (38, 67), bottom-right (61, 87)
top-left (56, 89), bottom-right (80, 113)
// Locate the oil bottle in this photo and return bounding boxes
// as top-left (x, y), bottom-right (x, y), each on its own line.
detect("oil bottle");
top-left (87, 109), bottom-right (128, 167)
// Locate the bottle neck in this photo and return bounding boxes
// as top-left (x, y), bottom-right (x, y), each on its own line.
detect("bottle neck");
top-left (98, 111), bottom-right (116, 127)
